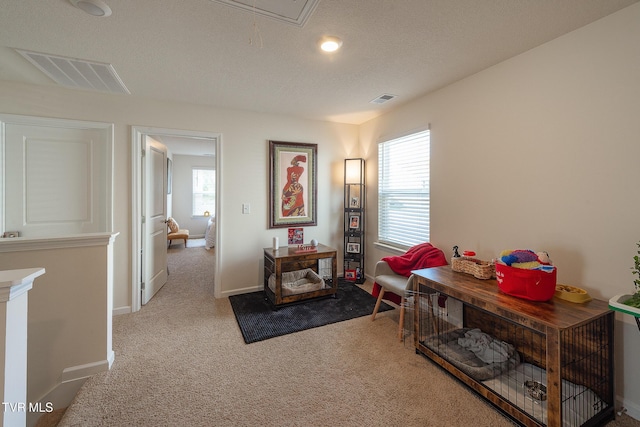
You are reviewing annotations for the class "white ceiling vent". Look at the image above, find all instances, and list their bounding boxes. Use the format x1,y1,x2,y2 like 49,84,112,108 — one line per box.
16,49,130,94
370,94,397,105
209,0,319,27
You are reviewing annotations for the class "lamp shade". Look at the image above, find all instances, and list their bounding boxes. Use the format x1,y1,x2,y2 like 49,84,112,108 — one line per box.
344,158,364,184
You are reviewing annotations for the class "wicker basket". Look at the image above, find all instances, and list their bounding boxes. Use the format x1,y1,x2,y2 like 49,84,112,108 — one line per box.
451,257,495,280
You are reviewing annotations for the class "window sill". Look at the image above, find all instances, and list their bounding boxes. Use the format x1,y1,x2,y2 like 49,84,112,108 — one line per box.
373,241,407,255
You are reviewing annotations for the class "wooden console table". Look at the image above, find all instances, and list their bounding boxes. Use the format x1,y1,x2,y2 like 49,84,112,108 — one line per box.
263,244,337,307
412,266,614,427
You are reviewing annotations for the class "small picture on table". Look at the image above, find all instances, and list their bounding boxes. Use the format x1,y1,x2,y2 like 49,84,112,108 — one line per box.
349,196,360,208
288,227,303,245
344,269,356,281
349,215,360,230
346,242,360,254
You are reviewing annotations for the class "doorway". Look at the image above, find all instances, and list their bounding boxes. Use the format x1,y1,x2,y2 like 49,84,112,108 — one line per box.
131,126,221,312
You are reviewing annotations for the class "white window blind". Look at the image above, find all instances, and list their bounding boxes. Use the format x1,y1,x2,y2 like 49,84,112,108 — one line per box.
378,129,430,249
192,167,215,216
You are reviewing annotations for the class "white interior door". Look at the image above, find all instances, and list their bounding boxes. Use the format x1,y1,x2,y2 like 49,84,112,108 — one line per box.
142,135,168,305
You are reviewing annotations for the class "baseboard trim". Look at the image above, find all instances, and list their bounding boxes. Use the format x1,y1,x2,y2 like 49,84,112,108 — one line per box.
221,285,261,298
113,305,131,316
27,358,112,427
61,359,111,382
616,395,640,421
27,379,87,427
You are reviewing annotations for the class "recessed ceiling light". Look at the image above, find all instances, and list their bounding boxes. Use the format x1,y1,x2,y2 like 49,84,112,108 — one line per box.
69,0,112,17
319,36,343,53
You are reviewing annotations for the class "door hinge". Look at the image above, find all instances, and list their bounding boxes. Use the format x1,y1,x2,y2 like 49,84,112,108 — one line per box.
141,282,146,290
141,149,145,157
141,216,145,224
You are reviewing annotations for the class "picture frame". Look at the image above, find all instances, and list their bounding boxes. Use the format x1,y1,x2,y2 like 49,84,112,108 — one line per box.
346,242,360,254
348,215,360,230
344,269,356,281
349,196,360,208
269,140,317,228
288,227,304,245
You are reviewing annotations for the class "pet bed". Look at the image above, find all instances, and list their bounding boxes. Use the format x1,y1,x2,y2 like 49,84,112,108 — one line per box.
482,363,606,427
268,268,326,296
422,328,520,381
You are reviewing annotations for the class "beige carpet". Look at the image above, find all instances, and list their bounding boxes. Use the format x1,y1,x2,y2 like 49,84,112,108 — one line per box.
52,240,639,427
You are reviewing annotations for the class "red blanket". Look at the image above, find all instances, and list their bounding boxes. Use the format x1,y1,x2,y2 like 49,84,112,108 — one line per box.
382,242,448,277
373,243,448,304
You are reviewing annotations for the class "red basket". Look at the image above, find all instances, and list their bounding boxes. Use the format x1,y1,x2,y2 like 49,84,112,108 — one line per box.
495,263,557,302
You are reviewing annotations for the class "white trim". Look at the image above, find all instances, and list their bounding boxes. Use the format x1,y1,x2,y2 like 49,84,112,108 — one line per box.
617,395,640,422
113,306,131,316
27,358,112,426
27,379,87,427
0,113,113,131
377,123,431,145
0,120,4,233
0,232,118,253
220,285,262,298
131,126,222,312
373,241,407,254
0,267,45,302
61,359,111,382
0,113,115,235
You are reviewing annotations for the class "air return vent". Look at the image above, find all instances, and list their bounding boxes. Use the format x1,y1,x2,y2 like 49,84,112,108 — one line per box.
16,49,130,94
370,94,397,104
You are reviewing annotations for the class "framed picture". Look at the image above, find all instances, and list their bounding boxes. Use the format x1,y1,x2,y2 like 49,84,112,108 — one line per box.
346,242,360,254
288,227,304,245
344,269,356,281
167,158,172,195
349,196,360,208
269,141,317,228
348,215,360,230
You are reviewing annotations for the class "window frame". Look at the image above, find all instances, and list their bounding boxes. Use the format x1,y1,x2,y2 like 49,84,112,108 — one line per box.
191,166,216,217
377,128,431,251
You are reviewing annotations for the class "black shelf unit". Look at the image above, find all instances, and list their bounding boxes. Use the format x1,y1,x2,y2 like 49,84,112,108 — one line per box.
344,159,365,284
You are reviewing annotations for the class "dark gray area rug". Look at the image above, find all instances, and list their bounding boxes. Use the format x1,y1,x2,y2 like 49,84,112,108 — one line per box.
229,280,394,344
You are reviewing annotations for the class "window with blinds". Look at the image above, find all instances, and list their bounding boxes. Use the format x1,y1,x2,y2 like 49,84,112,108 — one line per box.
377,129,430,249
192,167,215,216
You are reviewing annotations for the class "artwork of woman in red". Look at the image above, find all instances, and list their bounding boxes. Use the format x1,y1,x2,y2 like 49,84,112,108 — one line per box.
281,154,306,217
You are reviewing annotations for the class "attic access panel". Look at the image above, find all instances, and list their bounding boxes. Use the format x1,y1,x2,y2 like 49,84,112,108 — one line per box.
209,0,319,26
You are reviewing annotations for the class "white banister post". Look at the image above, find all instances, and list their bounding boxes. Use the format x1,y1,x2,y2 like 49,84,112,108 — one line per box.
0,268,45,427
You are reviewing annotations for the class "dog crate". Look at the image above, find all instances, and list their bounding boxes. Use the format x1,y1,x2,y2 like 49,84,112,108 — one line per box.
412,266,614,427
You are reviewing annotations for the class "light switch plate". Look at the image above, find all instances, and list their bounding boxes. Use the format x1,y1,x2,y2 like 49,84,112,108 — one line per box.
242,203,250,214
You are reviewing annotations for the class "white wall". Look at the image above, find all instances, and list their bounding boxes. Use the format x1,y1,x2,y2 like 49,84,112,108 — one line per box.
0,82,358,308
360,3,640,418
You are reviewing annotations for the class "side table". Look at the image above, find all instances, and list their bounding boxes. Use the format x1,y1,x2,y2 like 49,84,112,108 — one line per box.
263,244,337,307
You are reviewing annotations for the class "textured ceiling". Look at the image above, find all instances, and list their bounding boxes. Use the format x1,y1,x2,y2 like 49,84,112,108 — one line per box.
208,0,320,26
0,0,638,125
